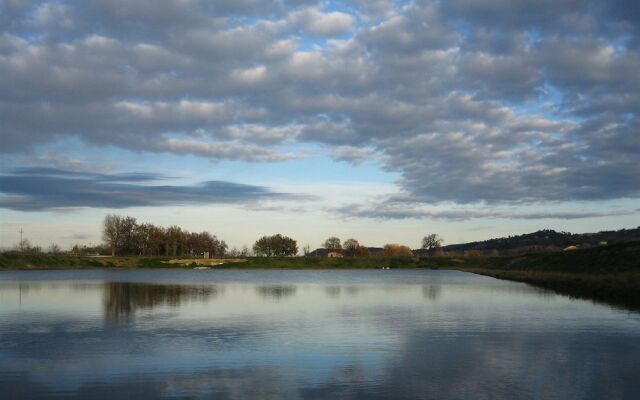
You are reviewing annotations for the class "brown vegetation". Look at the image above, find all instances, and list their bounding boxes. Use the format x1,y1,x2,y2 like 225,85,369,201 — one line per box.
382,244,413,257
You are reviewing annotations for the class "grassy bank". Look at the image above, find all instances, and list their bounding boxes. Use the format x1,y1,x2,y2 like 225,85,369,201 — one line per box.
2,242,639,309
456,241,640,309
219,255,464,269
462,268,640,309
0,254,176,269
0,253,464,270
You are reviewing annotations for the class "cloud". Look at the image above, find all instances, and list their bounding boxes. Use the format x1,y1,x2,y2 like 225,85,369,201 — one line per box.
304,9,355,36
330,146,379,165
335,203,635,221
154,138,299,162
0,0,638,209
0,167,300,211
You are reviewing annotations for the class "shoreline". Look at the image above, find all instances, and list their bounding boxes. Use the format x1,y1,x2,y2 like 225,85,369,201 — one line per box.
1,241,639,310
460,268,640,311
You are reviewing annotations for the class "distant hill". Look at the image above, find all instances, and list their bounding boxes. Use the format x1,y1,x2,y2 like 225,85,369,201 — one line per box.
309,226,640,256
436,226,640,254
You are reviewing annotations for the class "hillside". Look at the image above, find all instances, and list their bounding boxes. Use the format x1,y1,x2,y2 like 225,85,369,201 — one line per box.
439,226,640,253
307,227,640,256
459,241,640,309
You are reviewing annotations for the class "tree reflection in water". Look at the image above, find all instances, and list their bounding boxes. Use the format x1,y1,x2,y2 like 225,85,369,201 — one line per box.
422,284,442,300
254,285,297,300
103,282,220,323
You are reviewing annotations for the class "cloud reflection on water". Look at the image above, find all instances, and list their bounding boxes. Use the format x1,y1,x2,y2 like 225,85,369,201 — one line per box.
0,271,638,399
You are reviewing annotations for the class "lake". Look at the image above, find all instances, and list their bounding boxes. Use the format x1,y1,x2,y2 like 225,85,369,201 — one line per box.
1,269,639,399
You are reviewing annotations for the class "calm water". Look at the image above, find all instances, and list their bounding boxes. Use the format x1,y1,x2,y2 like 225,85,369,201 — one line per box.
1,269,639,399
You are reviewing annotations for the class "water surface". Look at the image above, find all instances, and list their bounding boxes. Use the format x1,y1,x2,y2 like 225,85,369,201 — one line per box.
1,269,639,399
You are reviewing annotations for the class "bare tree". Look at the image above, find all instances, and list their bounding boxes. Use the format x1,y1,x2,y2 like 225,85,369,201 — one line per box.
13,238,41,254
103,214,122,256
226,247,240,257
102,214,138,256
117,216,138,255
134,223,154,256
16,238,30,253
148,225,166,256
224,244,246,258
165,225,184,257
324,237,342,251
343,238,360,256
421,234,443,251
102,214,230,258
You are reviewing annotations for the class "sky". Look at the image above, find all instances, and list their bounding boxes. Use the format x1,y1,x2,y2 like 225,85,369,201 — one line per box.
0,0,639,250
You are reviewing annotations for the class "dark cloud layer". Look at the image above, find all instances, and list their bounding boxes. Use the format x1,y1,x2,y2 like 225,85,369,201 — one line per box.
0,168,291,211
0,0,638,209
335,203,634,222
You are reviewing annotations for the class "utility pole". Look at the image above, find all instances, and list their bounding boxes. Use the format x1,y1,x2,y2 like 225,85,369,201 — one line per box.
19,228,24,252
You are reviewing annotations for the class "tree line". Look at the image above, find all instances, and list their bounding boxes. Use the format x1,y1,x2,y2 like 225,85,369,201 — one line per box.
323,237,371,256
102,215,443,258
7,214,443,258
102,214,228,257
102,214,300,257
321,235,443,257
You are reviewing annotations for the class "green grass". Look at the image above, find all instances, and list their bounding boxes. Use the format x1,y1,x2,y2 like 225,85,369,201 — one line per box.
0,254,103,269
0,254,178,269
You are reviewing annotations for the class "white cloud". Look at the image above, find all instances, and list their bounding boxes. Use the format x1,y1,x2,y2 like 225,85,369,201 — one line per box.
1,0,638,212
305,9,355,36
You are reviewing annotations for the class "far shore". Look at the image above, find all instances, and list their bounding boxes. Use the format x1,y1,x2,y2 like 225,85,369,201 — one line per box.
1,241,639,310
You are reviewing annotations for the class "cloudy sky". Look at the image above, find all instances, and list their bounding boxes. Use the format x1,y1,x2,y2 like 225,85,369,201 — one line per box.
1,0,639,249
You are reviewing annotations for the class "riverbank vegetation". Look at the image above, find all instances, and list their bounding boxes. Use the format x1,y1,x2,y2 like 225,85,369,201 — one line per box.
102,214,229,257
457,241,640,309
2,241,639,309
4,213,640,309
8,214,640,261
0,252,460,270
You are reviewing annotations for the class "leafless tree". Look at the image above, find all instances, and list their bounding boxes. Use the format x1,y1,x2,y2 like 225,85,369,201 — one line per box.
421,234,443,251
102,214,228,258
343,238,360,256
324,237,341,251
102,214,122,256
47,243,61,254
